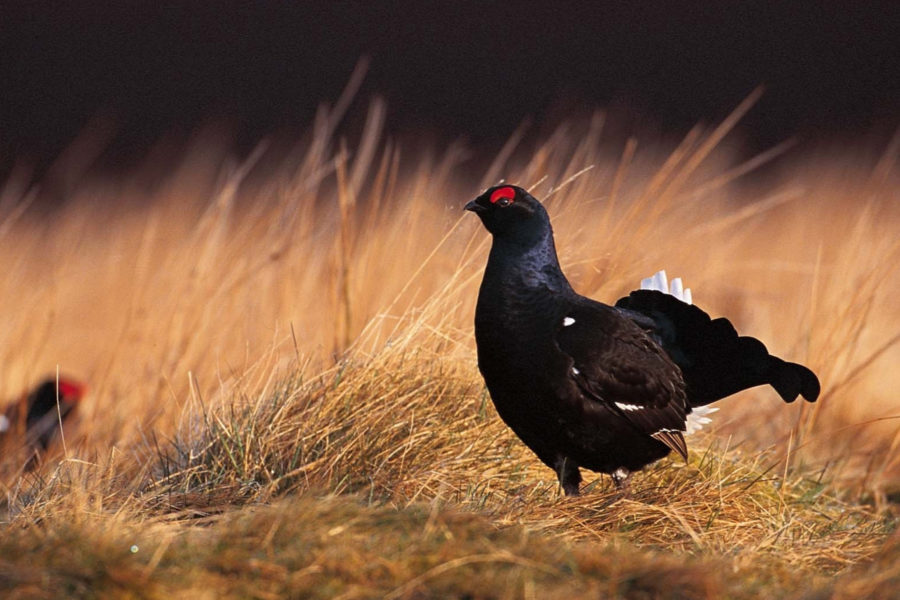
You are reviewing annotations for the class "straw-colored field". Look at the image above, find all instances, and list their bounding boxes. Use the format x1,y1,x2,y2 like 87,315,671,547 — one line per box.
2,96,899,598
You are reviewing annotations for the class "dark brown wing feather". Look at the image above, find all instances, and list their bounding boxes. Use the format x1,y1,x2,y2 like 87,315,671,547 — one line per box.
555,299,689,459
651,430,688,460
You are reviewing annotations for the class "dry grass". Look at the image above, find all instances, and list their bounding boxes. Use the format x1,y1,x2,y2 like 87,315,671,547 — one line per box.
1,95,899,597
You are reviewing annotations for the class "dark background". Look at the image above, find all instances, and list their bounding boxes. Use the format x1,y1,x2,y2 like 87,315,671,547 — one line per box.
2,2,899,178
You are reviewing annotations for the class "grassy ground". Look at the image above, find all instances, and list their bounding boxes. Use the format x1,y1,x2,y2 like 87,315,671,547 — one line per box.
1,97,899,597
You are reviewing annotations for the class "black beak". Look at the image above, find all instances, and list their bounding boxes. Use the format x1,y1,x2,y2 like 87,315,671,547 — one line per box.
464,199,486,213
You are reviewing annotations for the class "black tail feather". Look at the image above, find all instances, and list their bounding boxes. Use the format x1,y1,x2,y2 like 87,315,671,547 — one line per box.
615,290,820,406
769,359,820,403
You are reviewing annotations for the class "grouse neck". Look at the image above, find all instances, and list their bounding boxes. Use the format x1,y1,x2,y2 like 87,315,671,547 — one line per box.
486,227,574,295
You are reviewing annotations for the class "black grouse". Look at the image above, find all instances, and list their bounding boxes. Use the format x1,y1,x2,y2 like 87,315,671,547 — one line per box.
465,184,820,495
1,377,85,467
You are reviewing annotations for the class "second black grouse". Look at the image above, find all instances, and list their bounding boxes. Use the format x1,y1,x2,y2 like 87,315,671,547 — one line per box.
465,185,819,496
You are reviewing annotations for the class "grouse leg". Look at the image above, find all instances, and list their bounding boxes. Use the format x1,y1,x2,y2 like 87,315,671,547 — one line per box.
554,455,582,496
611,467,632,496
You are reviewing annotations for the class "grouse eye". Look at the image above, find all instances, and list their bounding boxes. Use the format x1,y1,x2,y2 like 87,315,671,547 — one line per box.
489,186,517,207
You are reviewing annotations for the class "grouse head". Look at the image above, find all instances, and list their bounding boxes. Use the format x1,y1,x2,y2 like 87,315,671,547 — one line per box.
465,185,551,245
26,377,85,431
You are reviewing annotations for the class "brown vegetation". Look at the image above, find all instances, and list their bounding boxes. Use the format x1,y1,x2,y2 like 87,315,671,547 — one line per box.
1,97,899,597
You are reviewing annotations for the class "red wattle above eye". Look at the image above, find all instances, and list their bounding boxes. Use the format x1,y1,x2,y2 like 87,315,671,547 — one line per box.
490,187,516,204
58,380,85,399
